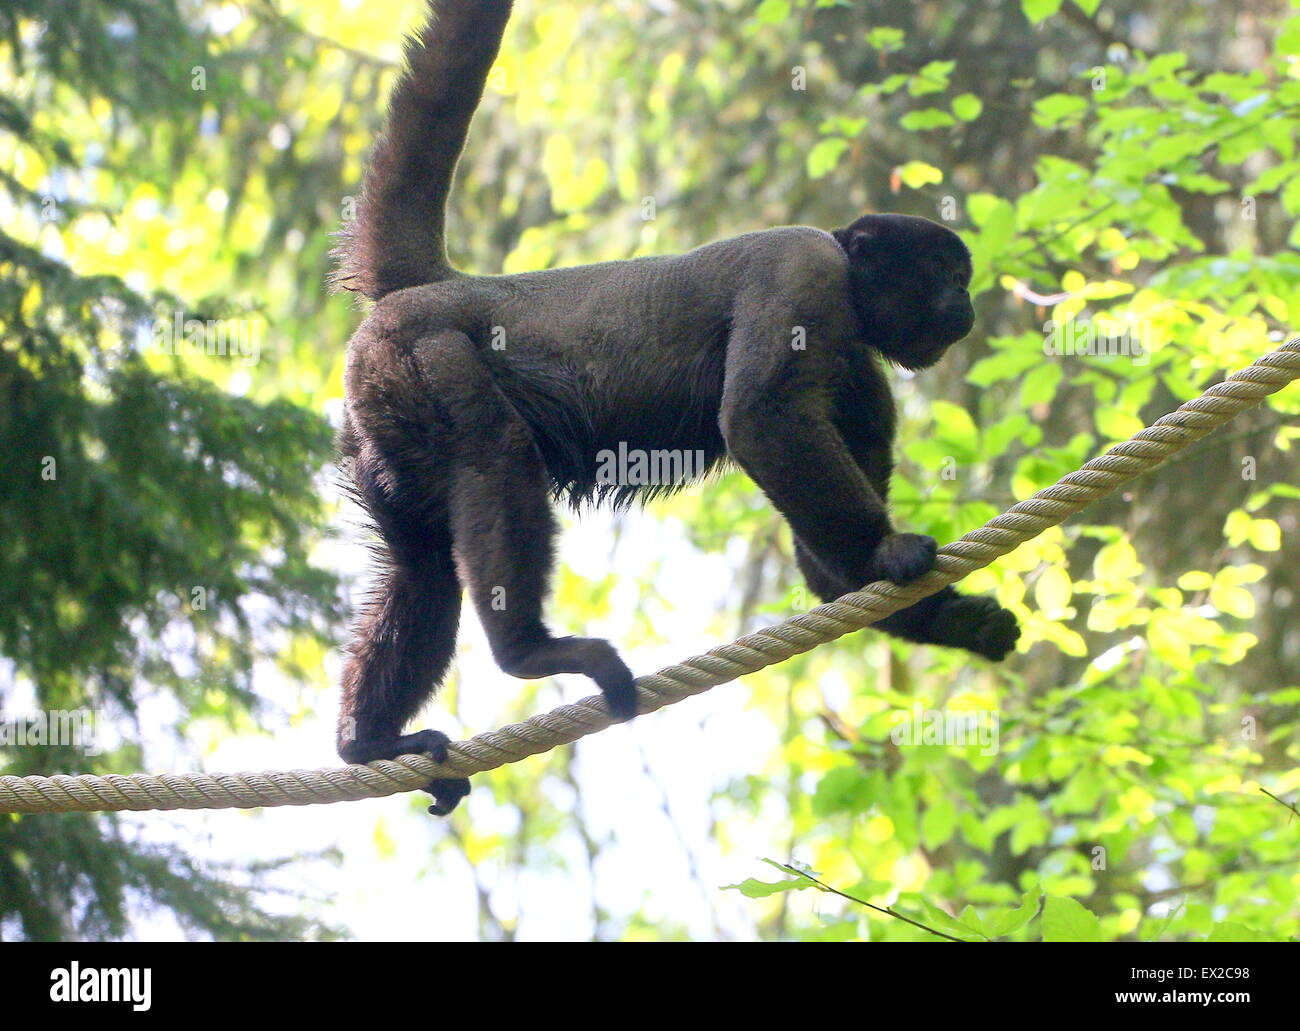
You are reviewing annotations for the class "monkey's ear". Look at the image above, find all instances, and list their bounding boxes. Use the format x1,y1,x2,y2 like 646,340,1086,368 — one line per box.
832,226,877,262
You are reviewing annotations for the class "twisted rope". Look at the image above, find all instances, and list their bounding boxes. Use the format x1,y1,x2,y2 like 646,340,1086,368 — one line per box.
4,338,1298,814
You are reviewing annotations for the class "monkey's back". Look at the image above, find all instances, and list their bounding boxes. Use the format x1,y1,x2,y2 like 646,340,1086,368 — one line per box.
362,226,849,504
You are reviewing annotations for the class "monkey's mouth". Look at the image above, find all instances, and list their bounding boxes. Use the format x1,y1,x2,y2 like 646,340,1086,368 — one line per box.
895,322,972,368
893,345,949,371
912,317,973,363
941,306,975,342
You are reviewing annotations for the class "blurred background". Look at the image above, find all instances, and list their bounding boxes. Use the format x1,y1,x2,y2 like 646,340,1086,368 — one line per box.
1,0,1298,941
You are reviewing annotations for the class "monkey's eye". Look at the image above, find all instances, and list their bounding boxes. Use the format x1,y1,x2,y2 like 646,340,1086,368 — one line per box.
950,268,968,288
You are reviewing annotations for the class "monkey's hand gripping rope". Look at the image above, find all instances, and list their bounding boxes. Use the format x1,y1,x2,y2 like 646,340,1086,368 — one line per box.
3,337,1298,814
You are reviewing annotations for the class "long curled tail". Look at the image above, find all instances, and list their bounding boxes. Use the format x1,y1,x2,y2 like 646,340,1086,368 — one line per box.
332,0,514,299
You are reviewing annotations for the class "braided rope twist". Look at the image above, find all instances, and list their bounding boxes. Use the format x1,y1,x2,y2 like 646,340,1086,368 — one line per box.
3,337,1298,814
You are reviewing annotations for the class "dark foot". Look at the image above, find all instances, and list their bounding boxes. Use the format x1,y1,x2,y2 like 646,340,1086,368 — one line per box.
339,727,452,765
599,662,638,721
497,635,638,722
875,585,1020,662
869,533,937,584
425,776,471,816
339,728,472,814
947,595,1021,661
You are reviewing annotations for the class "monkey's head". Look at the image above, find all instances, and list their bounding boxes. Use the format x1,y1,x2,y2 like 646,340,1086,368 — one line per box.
832,213,975,371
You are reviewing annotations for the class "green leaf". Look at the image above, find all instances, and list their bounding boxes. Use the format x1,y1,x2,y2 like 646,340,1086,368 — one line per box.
900,108,957,131
1248,518,1281,551
985,892,1042,937
1143,52,1189,81
982,412,1036,454
1022,0,1063,24
967,192,1005,226
1209,581,1255,619
1095,405,1145,440
1206,922,1270,942
1042,896,1105,942
807,137,850,179
1169,171,1231,194
967,349,1041,387
1279,15,1300,56
812,766,875,816
753,0,792,25
866,26,905,52
1019,362,1062,406
921,796,958,849
909,61,956,96
1035,566,1073,611
1033,93,1089,127
899,894,989,941
974,197,1017,252
930,400,979,442
896,160,944,188
952,94,984,121
722,875,813,898
1247,161,1299,195
875,72,912,95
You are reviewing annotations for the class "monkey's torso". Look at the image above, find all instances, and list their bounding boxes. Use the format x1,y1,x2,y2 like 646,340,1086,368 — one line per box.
352,226,898,505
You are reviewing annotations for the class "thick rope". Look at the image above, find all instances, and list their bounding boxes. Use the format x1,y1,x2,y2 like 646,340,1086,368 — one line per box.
4,337,1298,814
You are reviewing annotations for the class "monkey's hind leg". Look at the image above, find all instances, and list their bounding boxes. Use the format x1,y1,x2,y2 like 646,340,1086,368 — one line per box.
336,502,471,814
348,327,635,753
429,337,638,722
339,342,479,814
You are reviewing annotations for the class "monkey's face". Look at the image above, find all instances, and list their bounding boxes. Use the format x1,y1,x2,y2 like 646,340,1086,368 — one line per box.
833,214,975,371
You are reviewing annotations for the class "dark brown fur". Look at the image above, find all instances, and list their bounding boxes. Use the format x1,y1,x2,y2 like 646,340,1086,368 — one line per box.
334,1,1019,815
